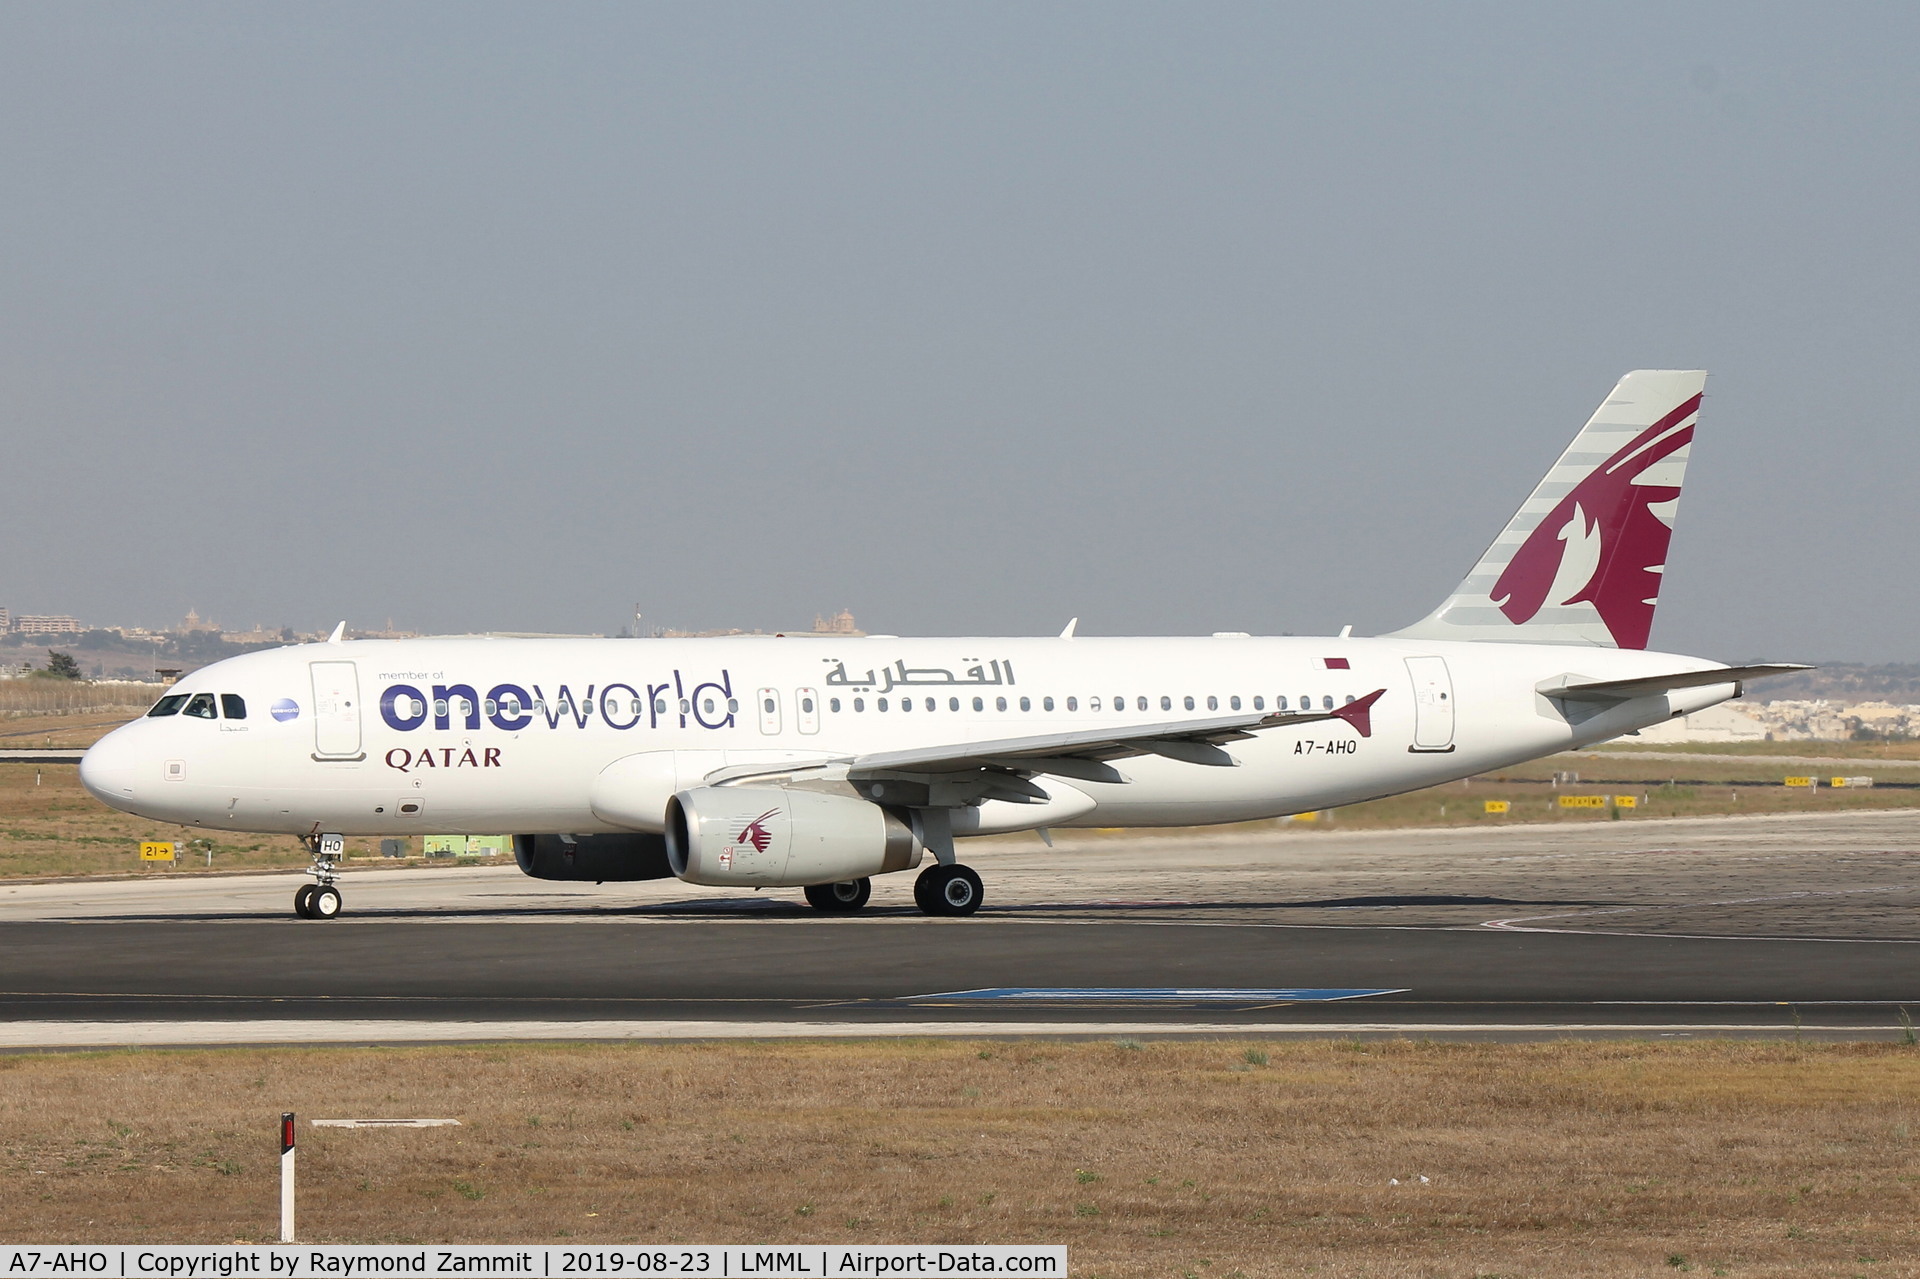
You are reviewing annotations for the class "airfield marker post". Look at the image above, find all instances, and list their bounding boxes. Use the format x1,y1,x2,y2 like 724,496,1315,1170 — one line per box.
279,1112,295,1243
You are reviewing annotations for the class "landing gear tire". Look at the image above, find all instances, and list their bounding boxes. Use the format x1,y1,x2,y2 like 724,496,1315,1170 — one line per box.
914,863,983,917
310,884,343,920
804,878,872,913
293,884,317,919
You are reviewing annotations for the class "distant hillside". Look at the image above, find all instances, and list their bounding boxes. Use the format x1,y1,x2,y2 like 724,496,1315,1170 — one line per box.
1750,664,1920,704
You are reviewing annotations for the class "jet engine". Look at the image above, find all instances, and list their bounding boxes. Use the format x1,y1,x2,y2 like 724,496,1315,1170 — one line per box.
665,786,925,887
512,832,674,882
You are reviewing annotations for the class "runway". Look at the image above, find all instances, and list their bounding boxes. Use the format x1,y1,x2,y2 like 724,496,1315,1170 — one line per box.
2,809,1917,1045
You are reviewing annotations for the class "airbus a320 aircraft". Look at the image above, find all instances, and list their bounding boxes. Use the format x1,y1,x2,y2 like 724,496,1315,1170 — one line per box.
81,370,1802,920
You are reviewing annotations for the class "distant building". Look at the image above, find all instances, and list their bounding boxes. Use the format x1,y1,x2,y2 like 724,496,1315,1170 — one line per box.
813,609,860,635
14,615,82,636
1628,703,1769,744
0,608,11,633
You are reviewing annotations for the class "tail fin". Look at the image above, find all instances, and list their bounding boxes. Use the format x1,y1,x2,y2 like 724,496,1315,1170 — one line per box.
1388,370,1706,649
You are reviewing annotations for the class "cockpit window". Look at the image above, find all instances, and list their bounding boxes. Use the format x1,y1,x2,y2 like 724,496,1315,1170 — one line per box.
147,694,189,718
182,693,218,719
221,694,247,720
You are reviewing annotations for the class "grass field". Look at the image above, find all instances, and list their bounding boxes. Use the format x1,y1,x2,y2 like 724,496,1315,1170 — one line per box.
1593,739,1920,761
7,723,1920,877
1,1039,1915,1274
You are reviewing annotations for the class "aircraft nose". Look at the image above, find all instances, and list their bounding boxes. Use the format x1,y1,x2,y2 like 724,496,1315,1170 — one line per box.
79,734,140,808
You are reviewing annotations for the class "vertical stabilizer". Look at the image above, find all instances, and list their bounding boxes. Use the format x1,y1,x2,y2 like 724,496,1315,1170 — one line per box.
1387,370,1706,649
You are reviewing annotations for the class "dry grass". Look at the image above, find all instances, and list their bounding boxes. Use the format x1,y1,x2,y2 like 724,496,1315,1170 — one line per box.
8,736,1920,876
0,682,157,723
0,764,370,876
0,1039,1915,1274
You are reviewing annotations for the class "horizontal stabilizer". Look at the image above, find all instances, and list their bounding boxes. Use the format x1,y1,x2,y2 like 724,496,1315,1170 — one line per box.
1538,664,1811,704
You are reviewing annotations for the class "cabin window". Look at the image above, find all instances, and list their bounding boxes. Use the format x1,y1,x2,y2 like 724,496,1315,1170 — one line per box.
653,699,667,716
1090,697,1102,711
1207,695,1218,711
924,697,935,711
901,697,912,711
1323,695,1334,710
802,697,815,713
221,694,247,720
762,697,776,715
1277,696,1288,710
853,697,865,712
148,694,188,718
1229,695,1241,711
1019,696,1031,711
1137,696,1148,711
1252,696,1263,710
877,697,889,712
972,696,984,711
1114,695,1125,710
1043,696,1054,711
996,696,1008,711
183,693,218,719
1184,696,1195,711
1345,694,1356,704
830,698,841,713
727,698,739,714
948,697,959,711
1066,697,1077,711
433,699,449,719
1160,695,1173,711
1299,694,1310,709
483,698,498,716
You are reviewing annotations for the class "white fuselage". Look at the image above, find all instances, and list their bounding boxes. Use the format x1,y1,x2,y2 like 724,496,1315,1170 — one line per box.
79,633,1735,838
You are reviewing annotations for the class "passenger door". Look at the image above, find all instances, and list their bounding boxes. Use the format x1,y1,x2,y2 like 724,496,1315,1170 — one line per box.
310,661,364,759
1404,656,1455,752
756,687,783,735
795,686,820,735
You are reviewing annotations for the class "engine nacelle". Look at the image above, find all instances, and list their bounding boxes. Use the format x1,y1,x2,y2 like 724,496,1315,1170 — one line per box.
665,786,924,887
513,833,673,882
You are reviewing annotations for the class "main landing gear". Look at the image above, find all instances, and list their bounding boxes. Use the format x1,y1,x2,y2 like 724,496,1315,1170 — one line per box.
914,862,983,916
803,878,873,913
798,864,985,916
294,832,346,920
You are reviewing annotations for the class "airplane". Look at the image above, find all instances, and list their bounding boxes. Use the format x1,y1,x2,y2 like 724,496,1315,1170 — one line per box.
79,369,1803,920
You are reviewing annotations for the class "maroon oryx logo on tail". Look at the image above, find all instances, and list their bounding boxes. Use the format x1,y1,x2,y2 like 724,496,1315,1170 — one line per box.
1491,394,1699,649
736,809,780,854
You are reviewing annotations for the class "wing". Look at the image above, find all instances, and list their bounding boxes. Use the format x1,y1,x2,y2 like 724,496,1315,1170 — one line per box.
702,689,1387,801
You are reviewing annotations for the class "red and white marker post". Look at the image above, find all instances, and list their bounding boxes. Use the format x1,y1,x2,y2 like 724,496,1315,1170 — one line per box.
279,1113,296,1243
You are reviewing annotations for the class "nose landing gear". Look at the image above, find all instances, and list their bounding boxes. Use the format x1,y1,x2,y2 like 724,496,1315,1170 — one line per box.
294,832,347,920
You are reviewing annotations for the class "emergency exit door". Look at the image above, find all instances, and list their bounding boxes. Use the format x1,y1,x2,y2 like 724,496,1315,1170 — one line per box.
310,660,364,759
1404,656,1456,752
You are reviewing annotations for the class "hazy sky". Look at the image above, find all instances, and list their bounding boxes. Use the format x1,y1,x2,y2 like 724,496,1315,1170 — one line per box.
3,4,1917,660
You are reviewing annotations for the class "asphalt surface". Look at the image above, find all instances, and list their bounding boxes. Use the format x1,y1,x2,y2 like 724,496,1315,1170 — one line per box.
2,809,1917,1040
